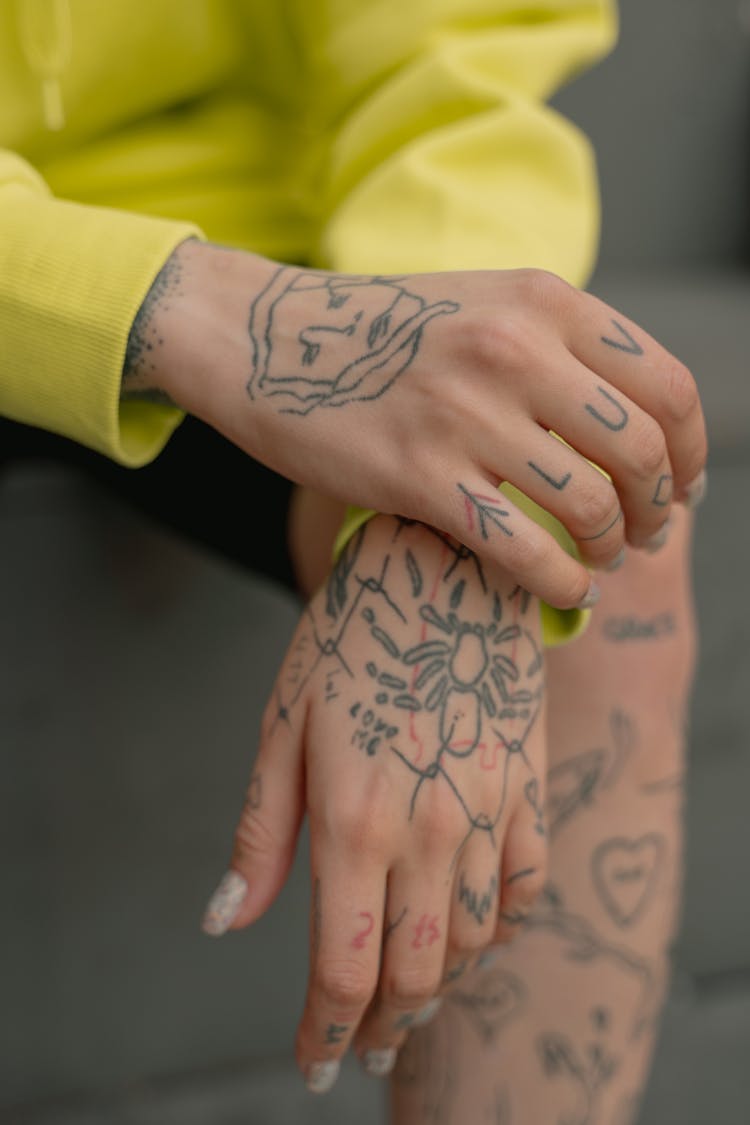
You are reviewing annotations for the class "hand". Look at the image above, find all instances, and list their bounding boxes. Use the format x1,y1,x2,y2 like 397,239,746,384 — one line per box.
200,515,548,1091
136,240,708,609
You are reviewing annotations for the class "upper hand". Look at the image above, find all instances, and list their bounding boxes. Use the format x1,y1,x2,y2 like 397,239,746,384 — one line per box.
154,242,708,610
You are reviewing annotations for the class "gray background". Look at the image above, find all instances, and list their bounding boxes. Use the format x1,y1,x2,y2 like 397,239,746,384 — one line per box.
3,1,750,1122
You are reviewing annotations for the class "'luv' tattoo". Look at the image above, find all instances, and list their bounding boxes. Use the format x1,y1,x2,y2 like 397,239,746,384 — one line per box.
600,319,644,356
246,270,459,413
585,386,629,432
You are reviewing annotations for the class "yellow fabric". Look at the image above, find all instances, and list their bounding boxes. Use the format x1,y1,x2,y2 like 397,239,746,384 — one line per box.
1,0,617,465
333,488,591,647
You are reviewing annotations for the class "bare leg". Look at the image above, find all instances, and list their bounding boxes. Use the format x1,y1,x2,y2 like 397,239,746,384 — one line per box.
390,508,696,1124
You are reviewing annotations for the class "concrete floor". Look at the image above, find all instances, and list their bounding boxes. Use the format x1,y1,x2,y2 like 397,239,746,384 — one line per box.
2,272,749,1124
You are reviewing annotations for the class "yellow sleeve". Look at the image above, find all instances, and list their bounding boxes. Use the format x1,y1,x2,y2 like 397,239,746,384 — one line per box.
0,149,202,466
309,0,617,286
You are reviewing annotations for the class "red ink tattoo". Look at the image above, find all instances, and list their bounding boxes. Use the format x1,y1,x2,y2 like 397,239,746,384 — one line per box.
352,911,375,950
412,914,440,949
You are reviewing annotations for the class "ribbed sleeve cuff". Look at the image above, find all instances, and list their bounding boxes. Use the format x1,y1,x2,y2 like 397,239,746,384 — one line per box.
0,182,202,466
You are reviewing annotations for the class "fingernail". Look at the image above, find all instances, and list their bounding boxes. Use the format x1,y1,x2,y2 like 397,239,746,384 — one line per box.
644,517,672,555
306,1059,340,1094
576,581,600,610
412,997,443,1027
603,548,626,573
201,870,247,936
683,469,707,510
476,947,501,969
362,1048,397,1077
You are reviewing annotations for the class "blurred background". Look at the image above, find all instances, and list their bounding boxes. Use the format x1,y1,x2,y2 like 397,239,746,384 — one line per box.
2,0,750,1121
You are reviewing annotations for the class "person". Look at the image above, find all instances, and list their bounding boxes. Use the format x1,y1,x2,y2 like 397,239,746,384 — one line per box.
1,1,706,1120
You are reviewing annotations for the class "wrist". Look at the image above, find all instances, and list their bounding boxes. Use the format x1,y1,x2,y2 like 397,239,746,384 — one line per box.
155,241,277,416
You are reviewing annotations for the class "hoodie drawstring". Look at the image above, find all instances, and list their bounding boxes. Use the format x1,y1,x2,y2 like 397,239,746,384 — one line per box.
16,0,72,131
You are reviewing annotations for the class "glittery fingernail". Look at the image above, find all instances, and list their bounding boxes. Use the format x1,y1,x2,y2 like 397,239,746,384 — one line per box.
412,997,443,1027
362,1048,397,1077
683,469,707,510
644,517,672,555
603,548,626,573
576,581,600,610
201,870,247,936
306,1059,340,1094
476,947,501,969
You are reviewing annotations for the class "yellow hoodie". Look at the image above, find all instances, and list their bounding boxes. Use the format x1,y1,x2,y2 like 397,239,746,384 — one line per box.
0,0,617,467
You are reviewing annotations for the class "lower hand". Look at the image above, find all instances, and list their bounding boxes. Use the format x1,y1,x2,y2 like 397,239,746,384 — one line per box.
200,514,548,1091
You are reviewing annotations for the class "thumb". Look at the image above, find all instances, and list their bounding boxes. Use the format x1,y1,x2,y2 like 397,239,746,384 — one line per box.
201,698,306,936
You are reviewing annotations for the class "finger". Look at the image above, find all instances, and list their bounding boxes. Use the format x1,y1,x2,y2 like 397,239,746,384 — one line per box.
296,854,385,1094
431,465,599,612
493,796,548,945
201,690,305,937
443,848,502,981
565,292,708,504
354,861,450,1065
476,421,625,571
529,350,675,550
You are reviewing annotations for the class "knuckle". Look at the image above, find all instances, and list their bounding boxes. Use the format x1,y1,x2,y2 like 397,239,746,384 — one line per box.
317,959,374,1010
662,360,699,422
451,930,492,957
575,483,620,536
470,317,530,373
233,808,278,863
323,801,390,859
416,793,465,851
503,528,555,574
515,267,571,310
504,866,547,911
632,417,668,478
386,968,440,1009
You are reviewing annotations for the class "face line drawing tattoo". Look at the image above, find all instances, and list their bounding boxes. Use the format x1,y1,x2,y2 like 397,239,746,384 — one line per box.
458,483,514,540
591,833,666,929
246,269,459,414
584,386,629,432
527,461,572,491
600,319,644,356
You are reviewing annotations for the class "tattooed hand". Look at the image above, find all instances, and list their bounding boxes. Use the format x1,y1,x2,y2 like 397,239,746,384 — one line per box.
200,515,549,1092
125,240,708,610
